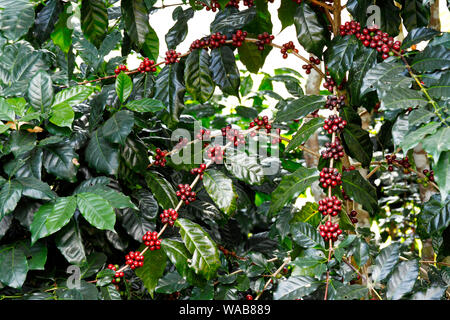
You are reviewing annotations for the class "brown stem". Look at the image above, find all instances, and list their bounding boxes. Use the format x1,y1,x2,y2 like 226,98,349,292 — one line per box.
254,257,291,300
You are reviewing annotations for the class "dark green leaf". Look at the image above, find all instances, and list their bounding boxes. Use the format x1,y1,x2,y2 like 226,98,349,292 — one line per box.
28,71,54,113
402,27,440,48
386,259,419,300
285,118,324,153
371,242,400,283
55,219,87,264
210,46,240,97
335,284,368,300
77,192,116,231
269,167,319,215
126,98,165,113
342,170,378,215
325,36,360,85
412,45,450,72
81,0,109,48
203,169,238,216
273,276,320,300
342,124,373,168
102,110,135,145
134,246,167,298
293,2,328,57
224,152,264,185
0,245,28,288
145,171,178,209
290,221,325,249
184,49,215,103
0,180,22,220
176,218,221,280
275,95,326,123
43,145,78,182
85,130,119,175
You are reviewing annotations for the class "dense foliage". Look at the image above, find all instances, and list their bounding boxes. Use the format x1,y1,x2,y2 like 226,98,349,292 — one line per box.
0,0,449,301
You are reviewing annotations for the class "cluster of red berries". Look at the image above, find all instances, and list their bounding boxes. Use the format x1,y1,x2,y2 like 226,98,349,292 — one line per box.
142,231,161,251
190,163,207,180
160,208,178,226
107,264,124,283
125,251,144,270
280,41,298,59
386,154,411,173
209,32,228,49
199,0,220,12
226,0,240,8
340,21,403,60
114,64,128,76
249,116,271,136
318,196,342,217
176,184,197,205
323,77,337,92
165,49,181,65
325,95,346,110
207,145,225,164
319,167,342,189
232,30,248,47
153,148,167,167
302,56,321,74
319,221,342,242
243,0,254,7
321,138,345,160
137,58,157,73
196,129,211,140
323,115,347,134
349,210,358,224
255,32,274,51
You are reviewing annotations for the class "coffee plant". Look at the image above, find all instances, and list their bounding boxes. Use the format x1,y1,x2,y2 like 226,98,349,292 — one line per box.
0,0,449,301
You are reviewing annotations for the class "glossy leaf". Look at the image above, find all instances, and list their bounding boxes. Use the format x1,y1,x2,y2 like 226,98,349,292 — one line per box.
85,130,119,175
386,259,419,300
176,218,221,280
203,169,238,216
273,276,319,300
210,46,240,97
102,110,135,145
224,152,264,185
0,245,28,288
81,0,109,48
269,167,319,215
293,2,328,57
184,49,215,103
134,246,167,298
342,170,378,215
77,192,116,231
290,221,325,249
55,219,87,264
28,71,54,112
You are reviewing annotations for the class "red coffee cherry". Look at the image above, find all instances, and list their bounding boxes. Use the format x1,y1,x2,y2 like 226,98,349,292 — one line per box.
321,138,345,160
319,167,342,189
325,95,346,110
198,0,220,12
255,32,274,51
301,56,320,73
319,222,342,242
226,0,240,9
196,128,211,140
153,148,167,167
125,251,145,270
323,115,347,134
176,184,196,205
208,32,227,49
190,163,207,180
160,208,178,226
280,41,299,59
249,115,271,136
318,196,342,217
114,64,128,76
165,49,181,65
142,231,161,251
246,294,253,300
232,29,248,47
138,58,156,73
